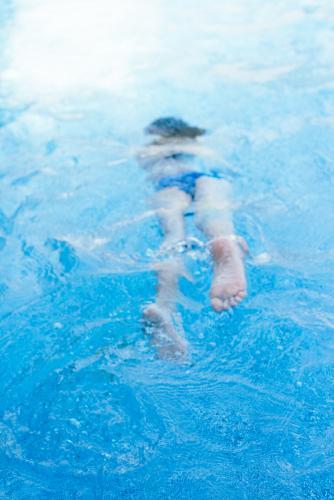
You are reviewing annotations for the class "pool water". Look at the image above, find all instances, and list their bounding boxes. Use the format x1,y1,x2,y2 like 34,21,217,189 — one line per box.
1,0,334,497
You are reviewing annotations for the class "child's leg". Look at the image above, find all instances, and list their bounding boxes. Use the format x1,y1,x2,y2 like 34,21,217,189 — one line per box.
153,186,191,249
144,259,188,358
144,187,191,358
194,177,247,312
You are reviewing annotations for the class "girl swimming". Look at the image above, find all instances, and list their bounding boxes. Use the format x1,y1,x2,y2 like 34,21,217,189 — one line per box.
137,117,248,358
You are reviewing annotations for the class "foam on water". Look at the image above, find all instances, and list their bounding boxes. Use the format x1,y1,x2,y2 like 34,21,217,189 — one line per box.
1,0,334,498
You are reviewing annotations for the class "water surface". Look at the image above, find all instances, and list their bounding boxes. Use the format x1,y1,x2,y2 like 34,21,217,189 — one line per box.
1,0,334,498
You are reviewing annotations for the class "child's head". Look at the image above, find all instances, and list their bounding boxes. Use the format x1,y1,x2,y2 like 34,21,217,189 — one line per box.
145,117,206,139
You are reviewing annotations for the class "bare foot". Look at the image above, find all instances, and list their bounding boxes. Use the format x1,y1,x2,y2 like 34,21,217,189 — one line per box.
143,303,188,359
210,236,247,312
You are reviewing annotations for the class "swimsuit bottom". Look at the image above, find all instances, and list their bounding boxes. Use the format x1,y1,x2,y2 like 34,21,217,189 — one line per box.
156,170,222,198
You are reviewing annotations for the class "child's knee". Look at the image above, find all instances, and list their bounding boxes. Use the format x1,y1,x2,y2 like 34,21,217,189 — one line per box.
195,177,231,202
154,187,190,210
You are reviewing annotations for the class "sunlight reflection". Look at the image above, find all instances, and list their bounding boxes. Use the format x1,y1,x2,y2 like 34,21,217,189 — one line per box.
3,0,160,99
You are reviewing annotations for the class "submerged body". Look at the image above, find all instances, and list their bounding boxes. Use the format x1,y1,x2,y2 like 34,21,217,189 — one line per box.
138,117,247,358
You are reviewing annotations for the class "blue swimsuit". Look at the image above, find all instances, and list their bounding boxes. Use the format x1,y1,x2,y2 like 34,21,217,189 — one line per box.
155,152,222,198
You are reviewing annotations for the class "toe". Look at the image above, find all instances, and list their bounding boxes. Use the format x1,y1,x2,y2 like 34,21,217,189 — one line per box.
221,300,230,311
211,297,224,312
211,286,247,312
234,293,243,304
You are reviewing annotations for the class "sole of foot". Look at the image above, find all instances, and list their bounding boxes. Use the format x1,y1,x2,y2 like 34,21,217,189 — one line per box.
210,236,247,312
143,303,188,360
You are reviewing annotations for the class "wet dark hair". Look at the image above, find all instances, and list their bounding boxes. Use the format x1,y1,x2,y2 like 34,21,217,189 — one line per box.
145,117,206,138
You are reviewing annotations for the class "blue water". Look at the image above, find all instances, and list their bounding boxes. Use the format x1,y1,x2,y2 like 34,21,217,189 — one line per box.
1,0,334,497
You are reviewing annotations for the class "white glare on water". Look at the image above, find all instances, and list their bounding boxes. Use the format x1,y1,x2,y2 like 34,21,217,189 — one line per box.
5,0,334,103
3,0,160,99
